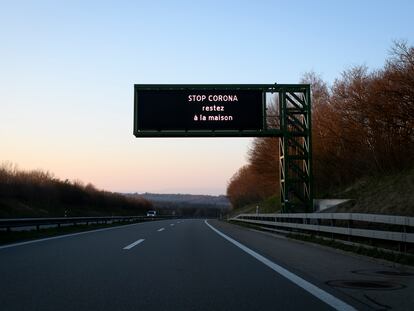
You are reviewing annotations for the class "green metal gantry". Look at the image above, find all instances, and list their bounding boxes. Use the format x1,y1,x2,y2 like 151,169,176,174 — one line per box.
134,84,313,213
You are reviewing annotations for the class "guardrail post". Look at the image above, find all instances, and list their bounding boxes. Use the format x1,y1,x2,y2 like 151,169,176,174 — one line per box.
402,219,407,253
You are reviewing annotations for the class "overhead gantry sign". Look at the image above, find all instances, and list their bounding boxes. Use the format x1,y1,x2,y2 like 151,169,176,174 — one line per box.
134,84,313,213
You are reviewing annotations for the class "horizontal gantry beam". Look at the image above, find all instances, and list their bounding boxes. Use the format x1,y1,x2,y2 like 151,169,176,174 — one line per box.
134,129,284,138
134,84,310,92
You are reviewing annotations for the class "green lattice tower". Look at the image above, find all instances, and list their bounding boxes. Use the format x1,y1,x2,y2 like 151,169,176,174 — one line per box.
279,86,313,213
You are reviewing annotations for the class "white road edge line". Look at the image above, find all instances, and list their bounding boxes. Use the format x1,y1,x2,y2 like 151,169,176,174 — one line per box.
204,220,356,311
0,222,147,250
158,228,165,232
123,239,145,250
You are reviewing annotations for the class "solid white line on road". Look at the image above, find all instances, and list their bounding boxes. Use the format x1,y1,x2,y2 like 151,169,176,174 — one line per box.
0,222,147,250
123,239,145,250
204,220,356,311
158,228,165,232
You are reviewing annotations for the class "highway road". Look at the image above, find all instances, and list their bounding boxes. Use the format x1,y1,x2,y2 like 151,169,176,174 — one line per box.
0,219,413,310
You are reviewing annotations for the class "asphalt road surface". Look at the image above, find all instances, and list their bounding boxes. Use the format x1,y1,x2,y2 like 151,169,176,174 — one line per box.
1,219,413,310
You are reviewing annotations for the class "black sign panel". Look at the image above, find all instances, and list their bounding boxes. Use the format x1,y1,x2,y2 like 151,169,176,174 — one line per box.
135,88,263,132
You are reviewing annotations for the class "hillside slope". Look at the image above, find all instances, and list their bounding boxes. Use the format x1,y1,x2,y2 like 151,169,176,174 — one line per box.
0,164,152,218
229,168,414,217
332,167,414,216
136,193,230,207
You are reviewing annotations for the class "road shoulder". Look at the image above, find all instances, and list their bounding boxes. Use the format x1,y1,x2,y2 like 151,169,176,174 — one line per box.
209,219,414,311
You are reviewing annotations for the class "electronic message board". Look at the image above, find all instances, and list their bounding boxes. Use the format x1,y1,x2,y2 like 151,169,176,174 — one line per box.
134,85,264,136
133,84,314,213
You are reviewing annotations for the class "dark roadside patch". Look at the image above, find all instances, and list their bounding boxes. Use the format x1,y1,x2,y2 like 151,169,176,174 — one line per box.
0,221,140,246
287,233,414,266
227,220,414,266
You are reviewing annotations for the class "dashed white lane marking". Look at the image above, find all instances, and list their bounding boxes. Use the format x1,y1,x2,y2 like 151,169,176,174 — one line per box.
170,224,175,226
0,222,146,250
157,228,165,232
123,239,145,250
204,220,356,311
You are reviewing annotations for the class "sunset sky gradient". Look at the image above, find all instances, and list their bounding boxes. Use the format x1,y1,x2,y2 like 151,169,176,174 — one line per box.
1,0,413,194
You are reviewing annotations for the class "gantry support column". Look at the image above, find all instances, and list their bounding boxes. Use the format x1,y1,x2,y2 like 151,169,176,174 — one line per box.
279,86,313,213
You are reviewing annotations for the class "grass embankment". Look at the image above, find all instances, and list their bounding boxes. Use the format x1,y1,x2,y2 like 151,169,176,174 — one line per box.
227,195,280,218
229,168,414,217
327,167,414,216
0,163,152,218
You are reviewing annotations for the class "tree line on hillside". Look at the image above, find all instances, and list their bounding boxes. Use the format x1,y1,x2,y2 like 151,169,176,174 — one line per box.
148,199,230,218
227,41,414,209
137,193,230,206
0,163,152,217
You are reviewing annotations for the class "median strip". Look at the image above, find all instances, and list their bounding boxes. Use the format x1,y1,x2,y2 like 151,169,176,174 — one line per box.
123,239,145,250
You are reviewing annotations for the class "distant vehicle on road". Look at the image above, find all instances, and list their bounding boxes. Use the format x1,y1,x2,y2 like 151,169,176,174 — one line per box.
146,210,156,217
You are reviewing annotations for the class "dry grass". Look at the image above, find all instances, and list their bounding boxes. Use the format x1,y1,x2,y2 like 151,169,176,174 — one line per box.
334,167,414,216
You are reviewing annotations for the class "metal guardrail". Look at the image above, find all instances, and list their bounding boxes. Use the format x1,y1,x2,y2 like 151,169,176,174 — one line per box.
0,215,173,231
231,213,414,244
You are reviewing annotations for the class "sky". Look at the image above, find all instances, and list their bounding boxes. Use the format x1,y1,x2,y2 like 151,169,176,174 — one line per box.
0,0,413,195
